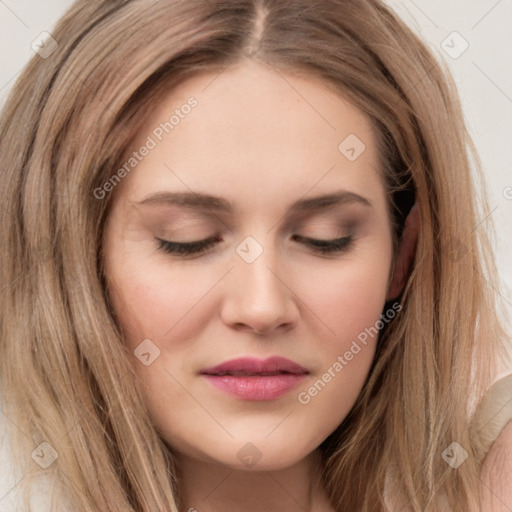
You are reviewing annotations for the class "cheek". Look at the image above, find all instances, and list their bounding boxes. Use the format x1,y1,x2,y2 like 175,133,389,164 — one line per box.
302,253,392,348
292,259,392,435
107,261,211,345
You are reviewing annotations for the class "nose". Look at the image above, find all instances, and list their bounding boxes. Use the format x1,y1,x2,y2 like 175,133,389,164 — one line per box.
220,246,299,336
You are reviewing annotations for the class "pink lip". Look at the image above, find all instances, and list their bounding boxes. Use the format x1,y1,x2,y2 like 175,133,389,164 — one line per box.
200,356,309,401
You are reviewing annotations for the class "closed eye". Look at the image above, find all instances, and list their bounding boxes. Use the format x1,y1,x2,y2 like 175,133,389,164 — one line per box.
290,234,353,254
156,236,220,255
156,234,354,257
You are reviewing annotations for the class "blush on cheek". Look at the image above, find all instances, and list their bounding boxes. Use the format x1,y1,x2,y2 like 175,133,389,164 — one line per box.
112,266,217,351
305,266,389,338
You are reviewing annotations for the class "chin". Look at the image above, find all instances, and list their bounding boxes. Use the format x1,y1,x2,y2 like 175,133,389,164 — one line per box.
195,437,318,472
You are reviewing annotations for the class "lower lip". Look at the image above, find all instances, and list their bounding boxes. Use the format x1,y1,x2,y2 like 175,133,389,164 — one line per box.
202,373,307,400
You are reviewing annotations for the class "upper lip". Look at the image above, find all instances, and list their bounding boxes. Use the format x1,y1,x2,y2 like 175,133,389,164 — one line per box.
200,356,309,376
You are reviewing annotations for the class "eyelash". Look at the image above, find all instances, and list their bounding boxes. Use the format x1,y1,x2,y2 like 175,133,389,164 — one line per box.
155,234,354,257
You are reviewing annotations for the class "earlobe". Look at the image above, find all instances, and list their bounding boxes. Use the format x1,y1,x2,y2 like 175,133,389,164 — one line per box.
387,202,420,300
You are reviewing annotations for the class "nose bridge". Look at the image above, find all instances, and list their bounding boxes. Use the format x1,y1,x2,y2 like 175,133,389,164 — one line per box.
236,233,286,303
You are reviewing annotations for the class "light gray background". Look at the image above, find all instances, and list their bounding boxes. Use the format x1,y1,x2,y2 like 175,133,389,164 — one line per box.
1,0,511,328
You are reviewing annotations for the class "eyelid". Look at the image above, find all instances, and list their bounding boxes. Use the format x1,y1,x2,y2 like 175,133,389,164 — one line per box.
155,236,219,255
291,234,354,254
155,233,354,257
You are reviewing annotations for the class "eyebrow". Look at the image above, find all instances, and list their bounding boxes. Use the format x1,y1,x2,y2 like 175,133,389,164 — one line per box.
135,190,372,213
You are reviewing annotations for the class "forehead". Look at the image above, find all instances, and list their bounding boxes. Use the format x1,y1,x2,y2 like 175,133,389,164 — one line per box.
113,60,385,212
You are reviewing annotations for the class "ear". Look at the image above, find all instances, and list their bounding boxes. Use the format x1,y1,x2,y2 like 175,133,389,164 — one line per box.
387,202,420,300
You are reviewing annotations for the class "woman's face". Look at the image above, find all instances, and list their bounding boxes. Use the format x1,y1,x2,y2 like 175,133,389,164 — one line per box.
102,61,395,471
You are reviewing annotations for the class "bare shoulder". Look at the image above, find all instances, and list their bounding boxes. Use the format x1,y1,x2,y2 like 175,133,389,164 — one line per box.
478,420,512,511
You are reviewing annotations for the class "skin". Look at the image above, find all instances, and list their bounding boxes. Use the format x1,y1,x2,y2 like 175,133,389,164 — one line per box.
102,60,409,512
478,421,512,512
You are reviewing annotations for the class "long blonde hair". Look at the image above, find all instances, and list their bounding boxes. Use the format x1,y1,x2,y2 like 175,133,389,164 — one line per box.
0,1,509,510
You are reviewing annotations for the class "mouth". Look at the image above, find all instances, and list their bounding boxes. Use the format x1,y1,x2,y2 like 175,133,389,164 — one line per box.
199,356,309,400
